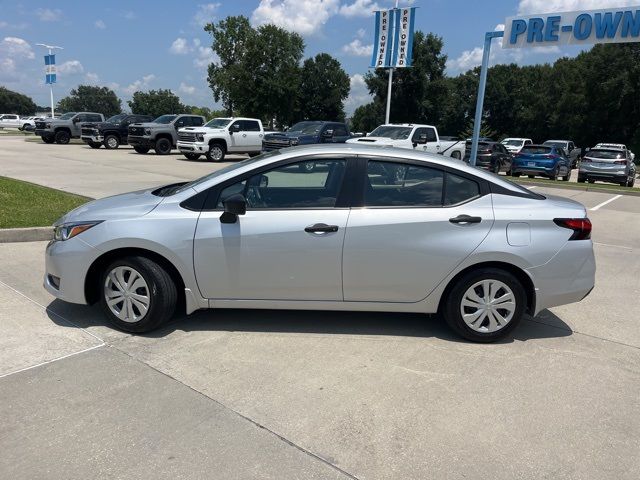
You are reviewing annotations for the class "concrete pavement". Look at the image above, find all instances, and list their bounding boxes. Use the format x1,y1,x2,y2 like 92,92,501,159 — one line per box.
0,184,639,479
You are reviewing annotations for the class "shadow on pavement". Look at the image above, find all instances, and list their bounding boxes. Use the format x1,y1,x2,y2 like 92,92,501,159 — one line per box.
46,299,573,344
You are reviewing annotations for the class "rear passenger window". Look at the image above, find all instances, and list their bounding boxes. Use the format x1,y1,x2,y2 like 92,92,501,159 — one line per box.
241,120,260,131
444,173,480,206
191,117,204,127
365,161,443,207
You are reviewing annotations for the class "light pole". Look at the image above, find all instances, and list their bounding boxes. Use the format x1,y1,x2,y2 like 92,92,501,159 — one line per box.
35,43,63,118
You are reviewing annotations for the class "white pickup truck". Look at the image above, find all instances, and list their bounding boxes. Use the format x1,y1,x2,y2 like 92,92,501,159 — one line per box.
177,117,264,162
346,123,465,160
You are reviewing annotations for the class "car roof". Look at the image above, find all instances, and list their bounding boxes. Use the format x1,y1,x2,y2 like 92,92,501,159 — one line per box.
594,143,625,149
544,140,569,143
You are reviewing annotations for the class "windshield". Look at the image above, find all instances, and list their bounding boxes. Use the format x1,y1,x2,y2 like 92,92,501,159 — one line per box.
58,113,76,120
288,122,323,135
168,150,282,195
205,118,231,128
587,149,625,160
152,115,177,124
543,141,567,149
521,146,552,154
502,139,524,146
369,126,412,140
106,113,128,124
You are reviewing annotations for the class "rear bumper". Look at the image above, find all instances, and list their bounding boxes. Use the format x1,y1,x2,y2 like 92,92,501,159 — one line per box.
527,240,596,315
512,164,556,176
579,168,628,183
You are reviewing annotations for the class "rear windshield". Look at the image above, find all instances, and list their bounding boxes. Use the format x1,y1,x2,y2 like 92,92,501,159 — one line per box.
586,149,625,160
521,146,551,154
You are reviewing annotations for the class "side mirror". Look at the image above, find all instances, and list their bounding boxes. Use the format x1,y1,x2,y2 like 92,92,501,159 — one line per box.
230,124,241,134
72,117,80,123
322,129,333,138
220,194,246,224
415,134,428,145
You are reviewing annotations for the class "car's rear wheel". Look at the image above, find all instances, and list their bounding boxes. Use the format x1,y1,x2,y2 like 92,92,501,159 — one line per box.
629,176,636,187
184,153,200,160
99,256,177,333
528,174,535,179
492,162,500,174
134,146,149,154
154,137,172,155
88,141,101,149
577,175,586,183
551,165,560,181
442,268,526,342
105,134,120,149
206,143,226,162
54,130,70,144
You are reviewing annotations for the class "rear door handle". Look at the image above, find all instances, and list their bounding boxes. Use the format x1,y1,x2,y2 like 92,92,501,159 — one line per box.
449,215,482,224
305,223,339,233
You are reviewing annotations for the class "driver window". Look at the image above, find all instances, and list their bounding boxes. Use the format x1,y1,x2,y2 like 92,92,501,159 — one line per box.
217,159,347,209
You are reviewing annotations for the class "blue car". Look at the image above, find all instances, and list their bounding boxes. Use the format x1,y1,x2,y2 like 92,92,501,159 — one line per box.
511,145,571,181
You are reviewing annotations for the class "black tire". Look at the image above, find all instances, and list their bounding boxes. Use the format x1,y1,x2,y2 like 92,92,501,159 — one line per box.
54,130,70,144
206,142,226,162
99,256,177,333
104,134,120,149
42,136,55,144
184,153,201,160
511,171,520,177
441,268,526,343
577,176,586,183
629,176,636,187
248,152,261,158
550,165,560,181
528,174,535,179
134,146,150,154
154,137,172,155
492,162,501,174
562,171,570,181
88,141,101,149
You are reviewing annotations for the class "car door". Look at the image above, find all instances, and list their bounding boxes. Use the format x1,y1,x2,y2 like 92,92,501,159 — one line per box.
420,127,440,154
193,156,352,300
342,157,494,303
332,124,350,143
240,120,263,151
227,120,251,151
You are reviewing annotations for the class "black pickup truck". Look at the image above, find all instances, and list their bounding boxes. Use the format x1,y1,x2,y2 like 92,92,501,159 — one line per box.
262,121,351,152
81,113,154,149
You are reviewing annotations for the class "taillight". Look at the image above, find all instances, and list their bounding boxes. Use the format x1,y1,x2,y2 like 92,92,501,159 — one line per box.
553,218,592,240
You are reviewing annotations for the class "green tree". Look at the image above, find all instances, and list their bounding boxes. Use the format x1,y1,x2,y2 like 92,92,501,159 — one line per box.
350,102,384,133
183,105,227,120
128,89,186,118
57,85,121,117
296,53,350,121
0,87,38,115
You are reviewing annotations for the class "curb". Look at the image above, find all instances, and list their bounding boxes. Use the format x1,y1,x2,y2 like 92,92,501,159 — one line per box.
513,179,640,197
0,227,53,243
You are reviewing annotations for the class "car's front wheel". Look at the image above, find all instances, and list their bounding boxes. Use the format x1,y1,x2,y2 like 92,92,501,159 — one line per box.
206,143,226,162
441,268,526,342
99,256,177,333
104,134,120,149
154,138,172,155
54,130,71,144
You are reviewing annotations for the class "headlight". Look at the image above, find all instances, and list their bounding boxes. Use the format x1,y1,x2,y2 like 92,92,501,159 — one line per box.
53,221,102,241
196,134,204,142
144,128,152,135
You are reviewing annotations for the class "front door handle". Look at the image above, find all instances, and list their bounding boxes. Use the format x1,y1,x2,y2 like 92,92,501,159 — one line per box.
449,215,482,224
305,223,339,233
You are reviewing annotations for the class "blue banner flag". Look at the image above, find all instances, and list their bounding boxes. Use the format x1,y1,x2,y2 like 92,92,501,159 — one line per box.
44,54,56,84
370,9,395,68
392,7,417,67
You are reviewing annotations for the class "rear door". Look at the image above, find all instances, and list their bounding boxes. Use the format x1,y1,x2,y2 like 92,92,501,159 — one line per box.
193,156,353,300
342,157,494,302
240,120,263,151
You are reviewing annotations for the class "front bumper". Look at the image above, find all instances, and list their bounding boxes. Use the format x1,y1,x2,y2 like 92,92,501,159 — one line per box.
81,134,104,143
44,237,99,305
128,136,154,148
35,129,54,138
177,141,208,153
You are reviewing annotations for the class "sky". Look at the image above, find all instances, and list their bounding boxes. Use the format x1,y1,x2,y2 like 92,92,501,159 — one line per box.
0,0,637,114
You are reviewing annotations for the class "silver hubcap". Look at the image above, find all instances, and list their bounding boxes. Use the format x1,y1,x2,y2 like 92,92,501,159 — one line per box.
209,146,223,161
104,266,150,323
107,137,117,148
460,280,516,333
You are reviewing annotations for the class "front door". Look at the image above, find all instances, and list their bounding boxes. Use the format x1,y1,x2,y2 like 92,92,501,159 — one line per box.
342,158,494,303
194,158,350,300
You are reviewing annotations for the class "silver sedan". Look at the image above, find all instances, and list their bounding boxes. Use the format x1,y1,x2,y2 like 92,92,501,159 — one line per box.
44,145,595,342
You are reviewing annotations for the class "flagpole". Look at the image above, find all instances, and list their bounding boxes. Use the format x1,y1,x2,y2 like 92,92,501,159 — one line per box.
385,0,399,124
36,43,63,118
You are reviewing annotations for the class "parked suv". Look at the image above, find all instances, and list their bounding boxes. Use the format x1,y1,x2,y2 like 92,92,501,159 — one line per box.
511,145,571,180
81,113,154,149
177,117,264,161
263,121,351,152
35,112,104,144
463,140,513,174
128,114,206,155
543,140,580,168
578,145,636,187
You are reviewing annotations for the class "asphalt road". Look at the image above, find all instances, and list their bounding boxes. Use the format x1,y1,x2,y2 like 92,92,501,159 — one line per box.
1,136,639,479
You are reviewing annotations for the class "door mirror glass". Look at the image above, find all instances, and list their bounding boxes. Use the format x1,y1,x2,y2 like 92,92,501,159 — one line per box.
221,194,247,223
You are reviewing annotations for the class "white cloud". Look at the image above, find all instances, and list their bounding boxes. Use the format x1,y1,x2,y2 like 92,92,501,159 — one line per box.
193,3,221,26
123,11,136,20
1,37,35,59
179,82,196,95
356,28,366,38
517,0,639,15
345,73,372,114
57,60,84,75
342,38,373,56
35,8,62,22
124,74,156,95
169,37,191,55
252,0,340,35
339,0,381,18
193,39,217,68
95,19,106,29
85,72,100,83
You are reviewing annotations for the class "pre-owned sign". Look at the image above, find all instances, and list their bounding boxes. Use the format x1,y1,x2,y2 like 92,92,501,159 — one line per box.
504,7,640,48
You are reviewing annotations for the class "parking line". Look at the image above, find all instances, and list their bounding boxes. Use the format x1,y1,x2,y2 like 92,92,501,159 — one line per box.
590,194,622,211
0,344,105,379
526,186,537,190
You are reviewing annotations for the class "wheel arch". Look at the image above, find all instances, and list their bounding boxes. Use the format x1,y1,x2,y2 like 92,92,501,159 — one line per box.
209,138,227,151
84,247,186,310
54,126,72,133
438,261,536,315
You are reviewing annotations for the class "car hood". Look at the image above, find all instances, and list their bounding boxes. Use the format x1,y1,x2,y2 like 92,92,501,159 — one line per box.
56,188,163,225
131,122,168,129
265,132,319,142
346,136,397,145
179,127,226,134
